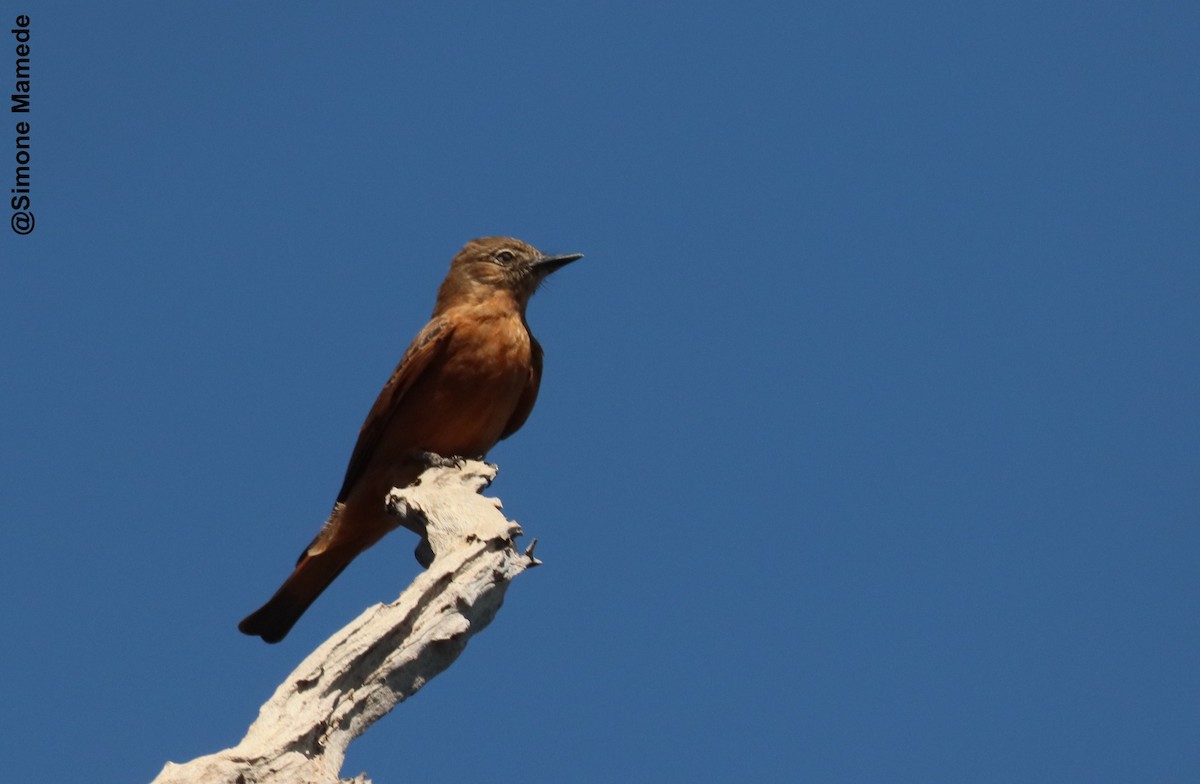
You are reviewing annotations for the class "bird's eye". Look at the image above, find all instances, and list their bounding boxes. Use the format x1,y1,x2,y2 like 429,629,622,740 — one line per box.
495,249,516,264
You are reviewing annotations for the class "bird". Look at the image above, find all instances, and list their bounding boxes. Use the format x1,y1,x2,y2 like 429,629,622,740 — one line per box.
238,237,582,643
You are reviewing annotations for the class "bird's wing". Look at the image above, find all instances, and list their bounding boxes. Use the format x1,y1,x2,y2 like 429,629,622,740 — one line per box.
499,334,543,440
335,316,455,503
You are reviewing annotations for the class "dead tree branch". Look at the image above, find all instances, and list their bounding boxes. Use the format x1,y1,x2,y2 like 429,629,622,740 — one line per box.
152,459,539,784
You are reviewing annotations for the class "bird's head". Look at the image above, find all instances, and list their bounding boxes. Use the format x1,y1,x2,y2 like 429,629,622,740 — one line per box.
436,236,583,312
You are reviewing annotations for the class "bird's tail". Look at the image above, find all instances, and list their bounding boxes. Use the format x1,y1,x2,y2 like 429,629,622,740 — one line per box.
237,547,353,644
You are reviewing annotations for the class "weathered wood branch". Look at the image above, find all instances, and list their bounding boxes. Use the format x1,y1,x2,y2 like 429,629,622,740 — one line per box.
153,459,539,784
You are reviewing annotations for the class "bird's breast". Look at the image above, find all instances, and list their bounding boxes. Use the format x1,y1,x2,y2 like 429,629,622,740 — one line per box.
387,307,534,459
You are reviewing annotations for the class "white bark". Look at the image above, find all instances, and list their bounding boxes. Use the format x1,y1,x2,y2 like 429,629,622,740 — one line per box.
152,459,539,784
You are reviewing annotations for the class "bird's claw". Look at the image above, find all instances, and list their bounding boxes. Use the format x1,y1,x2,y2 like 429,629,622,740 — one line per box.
415,451,469,469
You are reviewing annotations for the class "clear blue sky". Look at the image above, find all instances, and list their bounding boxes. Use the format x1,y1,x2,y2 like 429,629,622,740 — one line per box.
2,3,1197,782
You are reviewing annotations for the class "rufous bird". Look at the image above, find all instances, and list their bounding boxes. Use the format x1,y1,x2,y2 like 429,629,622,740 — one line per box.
238,237,582,642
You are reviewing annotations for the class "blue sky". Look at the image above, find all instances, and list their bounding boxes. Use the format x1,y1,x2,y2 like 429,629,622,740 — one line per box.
2,2,1197,782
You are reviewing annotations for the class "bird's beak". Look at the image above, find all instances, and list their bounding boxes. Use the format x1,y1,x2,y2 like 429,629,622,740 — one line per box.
530,252,584,277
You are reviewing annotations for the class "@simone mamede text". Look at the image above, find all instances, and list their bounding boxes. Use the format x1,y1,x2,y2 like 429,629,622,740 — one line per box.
11,15,32,235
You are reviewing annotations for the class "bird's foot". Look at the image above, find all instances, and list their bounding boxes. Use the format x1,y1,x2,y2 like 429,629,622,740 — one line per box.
414,451,470,469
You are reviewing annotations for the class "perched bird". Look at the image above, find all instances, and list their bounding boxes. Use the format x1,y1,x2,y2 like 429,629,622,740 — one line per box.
239,237,582,643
